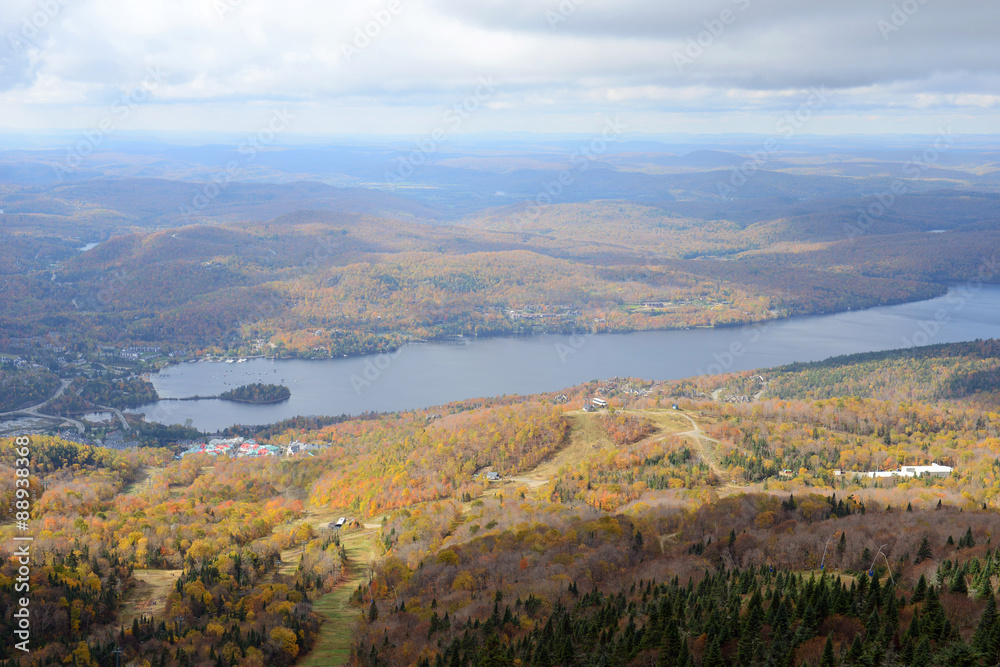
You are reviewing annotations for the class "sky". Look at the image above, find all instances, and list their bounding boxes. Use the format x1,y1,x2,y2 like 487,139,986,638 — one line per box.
1,0,999,138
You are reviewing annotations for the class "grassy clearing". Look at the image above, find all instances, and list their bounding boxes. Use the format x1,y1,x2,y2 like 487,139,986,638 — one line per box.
121,466,163,496
502,412,611,488
273,509,355,578
502,408,709,490
631,409,695,435
299,529,378,667
119,569,182,627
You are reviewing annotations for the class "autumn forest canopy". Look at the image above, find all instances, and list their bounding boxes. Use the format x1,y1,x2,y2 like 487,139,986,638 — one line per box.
1,141,999,366
3,338,1000,665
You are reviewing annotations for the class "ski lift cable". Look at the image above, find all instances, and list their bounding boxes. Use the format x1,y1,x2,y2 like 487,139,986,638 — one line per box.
879,550,896,586
819,536,834,571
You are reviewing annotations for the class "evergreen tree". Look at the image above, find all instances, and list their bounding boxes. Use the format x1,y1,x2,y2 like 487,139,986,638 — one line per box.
820,634,837,667
865,610,880,639
477,633,516,667
658,620,681,667
936,641,979,667
677,639,690,667
847,635,863,663
912,574,928,603
973,594,998,654
950,563,969,594
900,637,914,665
916,536,933,563
558,635,575,666
960,527,976,549
702,638,724,667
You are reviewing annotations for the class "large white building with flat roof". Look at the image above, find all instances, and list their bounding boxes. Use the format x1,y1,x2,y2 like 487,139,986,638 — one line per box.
834,463,953,479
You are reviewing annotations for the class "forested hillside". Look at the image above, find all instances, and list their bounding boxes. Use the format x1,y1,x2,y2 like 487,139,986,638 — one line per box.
4,147,999,367
0,200,966,363
3,340,1000,666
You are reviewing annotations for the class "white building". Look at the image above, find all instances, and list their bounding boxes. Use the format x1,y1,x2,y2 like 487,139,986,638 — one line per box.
835,463,953,479
900,464,953,478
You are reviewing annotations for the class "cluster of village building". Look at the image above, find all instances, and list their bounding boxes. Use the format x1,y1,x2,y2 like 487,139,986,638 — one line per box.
177,437,322,459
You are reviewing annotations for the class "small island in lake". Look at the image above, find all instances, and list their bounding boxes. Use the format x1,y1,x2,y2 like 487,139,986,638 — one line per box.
219,383,291,404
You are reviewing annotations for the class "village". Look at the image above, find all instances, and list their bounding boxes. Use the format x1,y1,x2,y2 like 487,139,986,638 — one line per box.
177,437,324,459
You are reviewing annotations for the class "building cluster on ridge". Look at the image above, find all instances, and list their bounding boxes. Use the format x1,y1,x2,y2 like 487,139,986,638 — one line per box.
178,437,325,459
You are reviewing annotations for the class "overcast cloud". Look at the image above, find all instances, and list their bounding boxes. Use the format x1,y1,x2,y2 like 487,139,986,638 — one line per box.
1,0,998,135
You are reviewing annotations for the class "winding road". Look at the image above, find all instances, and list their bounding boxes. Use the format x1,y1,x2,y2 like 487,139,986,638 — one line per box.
98,404,132,431
0,379,86,432
672,411,727,478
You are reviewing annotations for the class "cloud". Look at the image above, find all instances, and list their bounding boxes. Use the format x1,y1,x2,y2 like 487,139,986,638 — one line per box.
0,0,998,134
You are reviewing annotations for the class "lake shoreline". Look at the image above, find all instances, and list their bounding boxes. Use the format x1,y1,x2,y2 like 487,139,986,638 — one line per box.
167,284,953,371
158,395,291,405
136,285,1000,431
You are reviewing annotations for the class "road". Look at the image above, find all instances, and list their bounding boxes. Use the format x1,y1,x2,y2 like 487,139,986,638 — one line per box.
0,379,85,432
504,409,726,489
672,411,727,479
99,404,132,431
0,378,71,417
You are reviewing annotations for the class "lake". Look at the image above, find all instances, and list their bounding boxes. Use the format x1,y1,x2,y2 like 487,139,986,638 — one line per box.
137,285,1000,431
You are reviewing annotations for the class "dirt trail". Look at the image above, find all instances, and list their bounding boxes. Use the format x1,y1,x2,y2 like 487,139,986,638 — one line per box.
249,496,382,665
672,412,726,478
504,408,741,495
505,412,606,487
273,508,341,575
116,466,176,624
274,507,381,576
298,529,378,667
506,409,700,488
